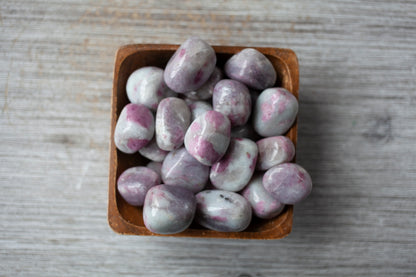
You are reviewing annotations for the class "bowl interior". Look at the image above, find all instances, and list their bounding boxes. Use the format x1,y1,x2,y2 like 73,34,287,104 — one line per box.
109,45,298,239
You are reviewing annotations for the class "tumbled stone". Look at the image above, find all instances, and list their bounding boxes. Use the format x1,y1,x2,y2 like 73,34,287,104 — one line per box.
117,166,160,206
210,138,258,192
225,48,276,90
241,174,284,219
161,147,209,193
195,190,252,232
213,79,251,127
143,185,196,234
256,136,295,170
253,87,298,137
263,163,312,204
126,66,176,111
114,103,154,154
155,97,191,151
184,111,231,166
164,37,216,93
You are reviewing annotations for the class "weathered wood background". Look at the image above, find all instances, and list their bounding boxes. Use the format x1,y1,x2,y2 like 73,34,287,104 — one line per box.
1,0,415,276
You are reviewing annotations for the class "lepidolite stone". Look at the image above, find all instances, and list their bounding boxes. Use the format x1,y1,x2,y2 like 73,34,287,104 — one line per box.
253,88,298,137
155,97,191,151
256,136,295,170
184,67,222,100
195,190,252,232
117,166,160,207
210,138,258,192
213,79,251,127
241,174,284,219
114,103,154,154
263,163,312,204
224,48,276,90
161,147,209,193
126,66,176,111
184,111,231,166
143,185,196,234
164,37,216,93
139,138,169,162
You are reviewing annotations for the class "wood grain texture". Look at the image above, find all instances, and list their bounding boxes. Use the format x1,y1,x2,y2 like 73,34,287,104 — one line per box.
0,0,415,276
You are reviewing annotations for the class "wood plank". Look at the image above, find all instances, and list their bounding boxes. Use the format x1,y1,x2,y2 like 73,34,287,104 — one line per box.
1,0,415,276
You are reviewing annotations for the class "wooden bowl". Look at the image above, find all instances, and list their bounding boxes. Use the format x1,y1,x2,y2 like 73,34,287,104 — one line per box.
108,44,299,239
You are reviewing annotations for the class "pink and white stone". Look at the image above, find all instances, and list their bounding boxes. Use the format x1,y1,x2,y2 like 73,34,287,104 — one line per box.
224,48,276,90
126,66,176,111
164,37,216,93
117,166,160,207
114,103,154,154
213,79,251,127
184,111,231,166
143,185,196,234
138,138,169,162
155,97,191,151
253,87,298,137
161,147,209,193
263,163,312,204
241,174,284,219
210,138,258,192
256,136,295,171
195,190,252,232
184,67,222,100
187,100,213,121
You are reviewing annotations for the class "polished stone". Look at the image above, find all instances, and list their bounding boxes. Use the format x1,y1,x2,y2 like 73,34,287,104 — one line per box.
253,87,298,137
184,111,231,166
143,185,196,234
210,138,258,192
195,190,252,232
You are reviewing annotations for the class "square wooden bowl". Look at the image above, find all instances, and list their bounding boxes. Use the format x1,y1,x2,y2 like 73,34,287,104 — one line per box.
108,44,299,239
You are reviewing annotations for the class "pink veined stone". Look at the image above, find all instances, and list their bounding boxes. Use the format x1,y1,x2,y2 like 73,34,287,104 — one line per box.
143,185,196,234
184,111,231,166
224,48,276,90
241,174,284,219
155,97,191,151
126,66,176,111
161,147,209,193
210,138,258,192
117,166,160,207
256,136,295,170
212,79,252,127
253,87,298,137
195,190,252,232
164,37,216,93
263,163,312,205
114,103,154,154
